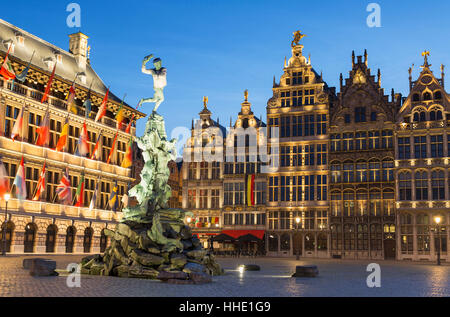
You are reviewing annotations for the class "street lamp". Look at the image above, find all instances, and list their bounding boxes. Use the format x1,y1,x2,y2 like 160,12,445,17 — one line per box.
295,217,301,260
2,193,10,256
434,216,442,266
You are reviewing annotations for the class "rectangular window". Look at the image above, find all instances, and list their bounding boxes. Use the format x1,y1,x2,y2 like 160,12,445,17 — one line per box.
316,114,326,135
317,175,327,201
5,105,20,140
355,132,367,150
398,137,411,159
414,136,427,159
316,144,327,165
305,145,315,166
269,177,279,202
355,107,366,123
430,135,443,158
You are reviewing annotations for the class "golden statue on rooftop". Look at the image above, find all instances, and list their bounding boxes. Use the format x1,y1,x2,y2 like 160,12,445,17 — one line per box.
292,30,306,47
203,96,209,108
422,50,431,68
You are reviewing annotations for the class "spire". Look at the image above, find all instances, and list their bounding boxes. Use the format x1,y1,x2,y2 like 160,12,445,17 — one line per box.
340,73,343,90
230,116,232,128
284,56,287,68
377,68,381,86
441,64,445,88
308,53,311,65
409,64,414,91
352,50,355,67
391,88,395,102
364,49,368,66
191,119,194,130
273,75,276,87
421,51,431,68
244,89,249,102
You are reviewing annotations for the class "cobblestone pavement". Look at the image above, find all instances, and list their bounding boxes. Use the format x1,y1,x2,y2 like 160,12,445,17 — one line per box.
0,255,448,297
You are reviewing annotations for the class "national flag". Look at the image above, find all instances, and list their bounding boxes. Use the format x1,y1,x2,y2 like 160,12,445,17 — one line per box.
109,180,119,212
11,106,24,141
106,131,118,164
247,174,255,206
55,117,69,152
36,111,50,146
83,90,92,119
95,88,109,122
13,157,26,202
0,160,10,199
115,98,125,129
56,168,71,205
121,137,133,168
121,184,129,209
66,82,77,114
32,163,46,201
0,45,15,81
15,51,34,83
74,173,85,207
41,63,57,104
90,132,102,160
125,113,135,134
89,180,99,211
76,122,90,157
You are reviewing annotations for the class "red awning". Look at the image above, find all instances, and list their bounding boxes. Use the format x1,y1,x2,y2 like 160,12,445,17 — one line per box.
221,230,265,240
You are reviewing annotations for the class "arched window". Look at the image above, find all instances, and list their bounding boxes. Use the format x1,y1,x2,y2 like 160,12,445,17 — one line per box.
369,190,381,216
368,159,381,182
100,229,108,253
331,162,341,183
415,171,428,201
343,191,355,216
0,221,14,253
430,108,443,121
343,161,354,183
383,189,395,216
356,161,367,182
331,192,342,216
24,223,37,253
399,171,412,201
423,92,432,101
432,170,445,200
356,191,368,216
83,227,93,253
305,234,315,251
382,158,394,182
280,233,290,251
412,93,420,102
317,233,327,251
46,225,57,253
66,226,76,253
434,91,442,100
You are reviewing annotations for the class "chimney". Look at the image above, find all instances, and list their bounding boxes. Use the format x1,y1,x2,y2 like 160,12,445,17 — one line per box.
69,32,89,69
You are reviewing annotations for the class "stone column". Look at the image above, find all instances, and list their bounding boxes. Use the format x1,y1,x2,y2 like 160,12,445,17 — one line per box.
35,232,46,254
56,234,66,253
74,235,84,253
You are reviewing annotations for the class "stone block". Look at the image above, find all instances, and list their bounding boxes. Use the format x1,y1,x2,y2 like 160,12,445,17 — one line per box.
29,259,58,277
189,272,212,284
292,265,319,278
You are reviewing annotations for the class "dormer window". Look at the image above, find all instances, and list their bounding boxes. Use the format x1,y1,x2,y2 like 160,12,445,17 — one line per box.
292,72,302,85
413,110,426,122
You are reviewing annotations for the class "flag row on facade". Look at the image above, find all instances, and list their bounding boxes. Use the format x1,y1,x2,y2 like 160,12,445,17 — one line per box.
0,157,125,211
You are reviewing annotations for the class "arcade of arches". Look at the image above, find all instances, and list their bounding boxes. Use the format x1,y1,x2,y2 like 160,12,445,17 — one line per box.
0,216,110,254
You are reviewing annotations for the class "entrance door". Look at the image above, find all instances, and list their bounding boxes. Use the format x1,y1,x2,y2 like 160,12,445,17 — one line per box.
384,239,396,259
46,225,57,253
100,230,108,253
24,224,36,253
66,226,76,253
0,222,14,253
83,228,93,253
293,232,302,257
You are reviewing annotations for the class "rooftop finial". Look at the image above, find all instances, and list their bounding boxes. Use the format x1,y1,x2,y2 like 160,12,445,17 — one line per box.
422,50,431,68
244,89,249,102
203,96,209,109
291,30,306,47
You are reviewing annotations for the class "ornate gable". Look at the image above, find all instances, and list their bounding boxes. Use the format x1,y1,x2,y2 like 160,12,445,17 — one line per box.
398,52,450,123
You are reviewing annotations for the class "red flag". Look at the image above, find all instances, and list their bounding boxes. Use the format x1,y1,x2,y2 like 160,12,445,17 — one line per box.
41,63,57,104
0,44,16,81
0,160,10,199
55,117,69,152
32,163,46,201
74,174,85,207
106,131,118,164
121,138,133,168
77,122,90,157
95,88,109,122
125,113,135,134
36,111,50,146
90,132,102,160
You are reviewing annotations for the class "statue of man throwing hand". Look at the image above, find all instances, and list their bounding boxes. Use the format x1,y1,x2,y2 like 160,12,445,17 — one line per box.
138,54,167,113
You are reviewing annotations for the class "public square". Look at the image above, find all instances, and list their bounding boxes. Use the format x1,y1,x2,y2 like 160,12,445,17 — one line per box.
0,255,448,297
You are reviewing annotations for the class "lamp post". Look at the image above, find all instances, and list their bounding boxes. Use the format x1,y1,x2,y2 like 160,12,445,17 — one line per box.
434,216,442,266
295,217,301,260
2,193,10,256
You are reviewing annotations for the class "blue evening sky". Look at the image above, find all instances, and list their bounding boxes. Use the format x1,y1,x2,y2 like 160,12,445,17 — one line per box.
3,0,450,146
